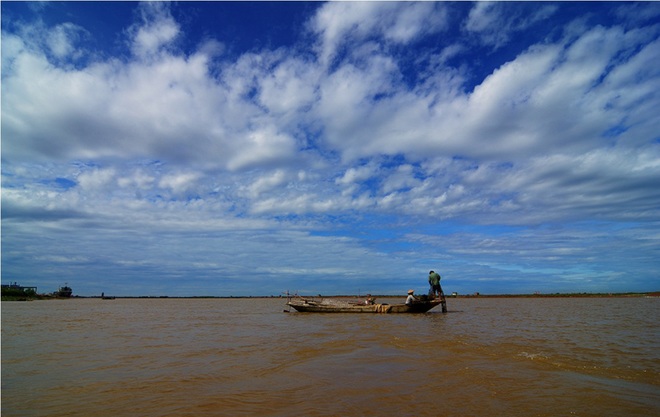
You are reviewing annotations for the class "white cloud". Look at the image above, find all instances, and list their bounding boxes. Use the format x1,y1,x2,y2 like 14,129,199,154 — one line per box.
46,23,88,59
118,169,156,190
310,2,448,66
465,2,499,34
1,18,89,64
614,2,660,26
246,169,288,198
381,2,448,43
129,2,180,58
159,171,201,196
258,57,320,117
336,163,378,186
314,22,660,165
6,11,655,225
381,164,421,194
2,2,659,295
5,5,652,179
464,2,558,50
226,127,299,171
77,168,117,192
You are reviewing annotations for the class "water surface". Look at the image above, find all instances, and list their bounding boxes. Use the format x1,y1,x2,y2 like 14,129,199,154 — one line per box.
2,297,658,416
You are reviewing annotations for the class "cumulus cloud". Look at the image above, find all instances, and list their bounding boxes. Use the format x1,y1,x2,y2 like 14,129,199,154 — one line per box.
317,23,660,165
2,2,659,295
258,56,320,117
128,2,181,58
3,2,658,223
310,2,448,66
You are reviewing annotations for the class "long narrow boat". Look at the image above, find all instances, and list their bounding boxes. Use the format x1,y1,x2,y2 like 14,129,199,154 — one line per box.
286,296,445,313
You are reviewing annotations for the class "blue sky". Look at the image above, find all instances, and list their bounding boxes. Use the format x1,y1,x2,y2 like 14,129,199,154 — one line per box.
2,1,659,297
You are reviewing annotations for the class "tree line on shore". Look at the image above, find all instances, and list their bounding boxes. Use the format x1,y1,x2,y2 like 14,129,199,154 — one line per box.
2,286,657,301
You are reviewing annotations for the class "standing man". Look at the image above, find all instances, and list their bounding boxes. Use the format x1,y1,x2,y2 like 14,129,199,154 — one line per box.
428,270,443,299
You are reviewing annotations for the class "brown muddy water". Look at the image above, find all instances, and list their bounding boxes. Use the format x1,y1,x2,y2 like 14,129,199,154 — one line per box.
2,297,659,416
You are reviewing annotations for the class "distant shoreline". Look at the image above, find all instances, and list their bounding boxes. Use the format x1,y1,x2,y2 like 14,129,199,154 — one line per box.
3,292,658,301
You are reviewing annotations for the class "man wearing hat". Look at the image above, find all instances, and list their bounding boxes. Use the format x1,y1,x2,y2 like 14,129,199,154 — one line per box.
405,289,415,305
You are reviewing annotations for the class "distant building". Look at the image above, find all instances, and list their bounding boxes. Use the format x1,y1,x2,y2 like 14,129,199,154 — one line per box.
1,282,38,293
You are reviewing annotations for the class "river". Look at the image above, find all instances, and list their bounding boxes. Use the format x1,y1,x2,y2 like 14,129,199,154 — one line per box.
2,296,658,416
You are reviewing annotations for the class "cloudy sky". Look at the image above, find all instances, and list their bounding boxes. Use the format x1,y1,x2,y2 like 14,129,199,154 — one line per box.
2,1,659,297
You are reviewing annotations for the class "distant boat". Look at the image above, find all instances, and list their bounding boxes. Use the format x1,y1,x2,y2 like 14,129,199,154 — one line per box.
286,295,446,313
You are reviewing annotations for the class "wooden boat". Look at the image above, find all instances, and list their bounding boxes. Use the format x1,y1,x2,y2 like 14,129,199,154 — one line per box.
286,296,446,314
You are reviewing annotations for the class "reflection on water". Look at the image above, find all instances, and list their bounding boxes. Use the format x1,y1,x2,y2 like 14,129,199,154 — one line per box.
2,297,659,416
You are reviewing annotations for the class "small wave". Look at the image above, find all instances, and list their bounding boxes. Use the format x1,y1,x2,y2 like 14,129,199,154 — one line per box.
518,351,549,360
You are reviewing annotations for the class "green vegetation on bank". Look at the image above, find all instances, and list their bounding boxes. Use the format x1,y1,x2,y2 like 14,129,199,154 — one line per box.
2,280,658,301
2,282,74,300
3,292,658,301
1,286,40,301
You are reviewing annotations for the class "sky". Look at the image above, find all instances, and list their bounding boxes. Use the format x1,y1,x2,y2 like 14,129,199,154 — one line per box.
2,1,660,297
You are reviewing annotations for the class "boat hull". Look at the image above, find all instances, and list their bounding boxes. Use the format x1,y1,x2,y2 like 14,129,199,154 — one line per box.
286,299,443,313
